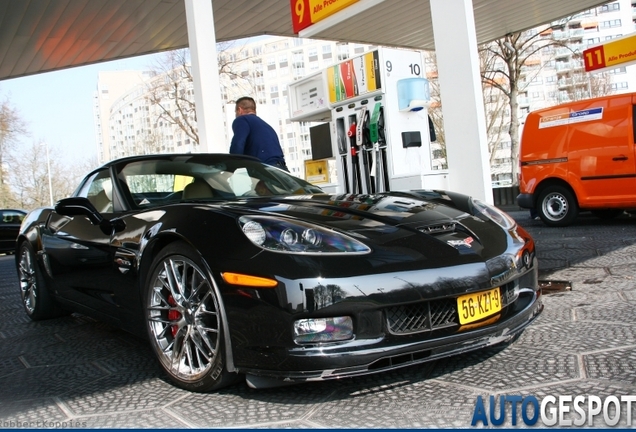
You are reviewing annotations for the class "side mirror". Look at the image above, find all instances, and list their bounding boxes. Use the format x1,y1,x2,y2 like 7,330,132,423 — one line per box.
55,197,104,225
55,197,125,234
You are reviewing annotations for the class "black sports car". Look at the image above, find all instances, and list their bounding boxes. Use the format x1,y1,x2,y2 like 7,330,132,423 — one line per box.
15,153,542,392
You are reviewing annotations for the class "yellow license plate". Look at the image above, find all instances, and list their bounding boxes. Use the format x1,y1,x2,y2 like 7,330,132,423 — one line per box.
457,287,502,325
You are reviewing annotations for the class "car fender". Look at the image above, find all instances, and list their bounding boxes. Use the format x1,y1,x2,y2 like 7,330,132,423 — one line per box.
131,211,240,373
16,208,53,256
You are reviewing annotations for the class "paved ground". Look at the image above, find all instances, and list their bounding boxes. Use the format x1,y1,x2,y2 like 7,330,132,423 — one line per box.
1,209,635,428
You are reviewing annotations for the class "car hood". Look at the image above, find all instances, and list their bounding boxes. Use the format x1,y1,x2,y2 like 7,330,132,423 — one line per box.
217,190,513,265
226,190,472,227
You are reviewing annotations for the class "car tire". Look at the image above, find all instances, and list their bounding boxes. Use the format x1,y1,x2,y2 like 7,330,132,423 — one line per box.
145,242,238,392
537,186,578,227
17,241,65,320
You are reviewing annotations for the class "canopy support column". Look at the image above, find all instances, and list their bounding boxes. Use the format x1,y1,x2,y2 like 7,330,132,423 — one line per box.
184,0,226,153
430,0,493,203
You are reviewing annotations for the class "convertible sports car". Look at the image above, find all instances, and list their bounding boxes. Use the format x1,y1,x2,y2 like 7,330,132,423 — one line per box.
16,153,542,392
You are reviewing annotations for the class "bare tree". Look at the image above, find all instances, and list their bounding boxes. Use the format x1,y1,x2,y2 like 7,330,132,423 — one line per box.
565,68,612,101
426,50,509,174
424,53,447,169
6,141,78,210
132,129,166,156
145,49,200,145
144,43,257,148
479,26,570,184
0,97,27,206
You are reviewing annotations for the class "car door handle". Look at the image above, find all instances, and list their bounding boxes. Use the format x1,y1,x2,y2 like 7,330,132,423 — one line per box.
612,156,628,161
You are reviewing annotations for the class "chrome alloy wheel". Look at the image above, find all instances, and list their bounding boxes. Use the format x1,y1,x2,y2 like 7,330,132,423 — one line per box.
18,245,38,315
147,255,222,382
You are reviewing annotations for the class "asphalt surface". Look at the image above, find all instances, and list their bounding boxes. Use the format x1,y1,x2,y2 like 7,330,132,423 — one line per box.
1,209,636,428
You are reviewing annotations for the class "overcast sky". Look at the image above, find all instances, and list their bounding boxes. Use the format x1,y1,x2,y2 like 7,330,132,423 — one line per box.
0,53,161,165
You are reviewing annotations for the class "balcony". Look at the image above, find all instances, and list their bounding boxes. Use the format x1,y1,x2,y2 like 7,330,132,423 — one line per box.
568,43,584,54
555,47,574,58
555,61,581,72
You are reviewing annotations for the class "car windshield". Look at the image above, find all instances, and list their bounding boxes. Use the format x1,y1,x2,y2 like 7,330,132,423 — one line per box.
117,155,325,209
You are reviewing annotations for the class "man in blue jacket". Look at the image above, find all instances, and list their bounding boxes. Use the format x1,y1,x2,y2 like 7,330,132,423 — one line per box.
229,97,289,171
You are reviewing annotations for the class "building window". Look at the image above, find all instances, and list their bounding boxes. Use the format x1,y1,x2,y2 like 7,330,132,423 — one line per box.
610,82,629,90
600,2,620,12
600,19,621,28
608,67,626,74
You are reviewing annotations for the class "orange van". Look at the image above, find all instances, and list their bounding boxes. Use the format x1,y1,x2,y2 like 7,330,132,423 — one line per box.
517,92,636,226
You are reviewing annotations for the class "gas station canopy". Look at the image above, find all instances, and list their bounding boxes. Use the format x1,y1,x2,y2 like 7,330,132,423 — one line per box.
0,0,609,82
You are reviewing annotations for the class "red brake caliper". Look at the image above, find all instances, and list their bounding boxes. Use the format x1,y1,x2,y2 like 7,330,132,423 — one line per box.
167,295,182,337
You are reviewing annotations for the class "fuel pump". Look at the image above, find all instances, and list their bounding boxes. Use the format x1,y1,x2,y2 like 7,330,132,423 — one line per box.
288,47,449,194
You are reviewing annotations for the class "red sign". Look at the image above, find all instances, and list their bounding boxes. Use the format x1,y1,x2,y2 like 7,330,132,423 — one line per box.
583,45,606,72
291,0,312,33
290,0,360,34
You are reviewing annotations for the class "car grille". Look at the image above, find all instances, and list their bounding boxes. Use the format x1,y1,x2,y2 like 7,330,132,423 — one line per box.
385,283,517,335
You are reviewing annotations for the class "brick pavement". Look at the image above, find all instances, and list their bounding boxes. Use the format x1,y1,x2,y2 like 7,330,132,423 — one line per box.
0,209,635,428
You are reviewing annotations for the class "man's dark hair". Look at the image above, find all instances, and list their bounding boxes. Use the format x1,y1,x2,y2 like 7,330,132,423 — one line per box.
235,97,256,112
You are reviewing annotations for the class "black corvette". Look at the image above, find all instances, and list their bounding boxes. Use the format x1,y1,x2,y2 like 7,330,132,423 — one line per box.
16,153,542,392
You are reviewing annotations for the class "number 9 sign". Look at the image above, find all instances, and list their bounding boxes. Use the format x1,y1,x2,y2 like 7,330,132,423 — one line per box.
290,0,360,34
291,0,311,33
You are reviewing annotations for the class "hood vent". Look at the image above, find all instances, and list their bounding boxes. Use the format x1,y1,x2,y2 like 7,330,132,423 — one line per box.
417,222,456,234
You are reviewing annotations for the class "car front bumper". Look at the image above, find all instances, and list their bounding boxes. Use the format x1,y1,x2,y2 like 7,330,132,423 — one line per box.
238,285,542,388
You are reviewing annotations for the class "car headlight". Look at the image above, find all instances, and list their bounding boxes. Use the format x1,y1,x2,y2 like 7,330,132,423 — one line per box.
471,198,516,230
239,215,371,254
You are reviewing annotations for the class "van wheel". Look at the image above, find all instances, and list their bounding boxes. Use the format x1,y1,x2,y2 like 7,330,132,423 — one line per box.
537,186,578,227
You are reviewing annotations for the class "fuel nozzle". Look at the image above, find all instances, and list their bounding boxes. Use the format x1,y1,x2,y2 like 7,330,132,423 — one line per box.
347,123,357,156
